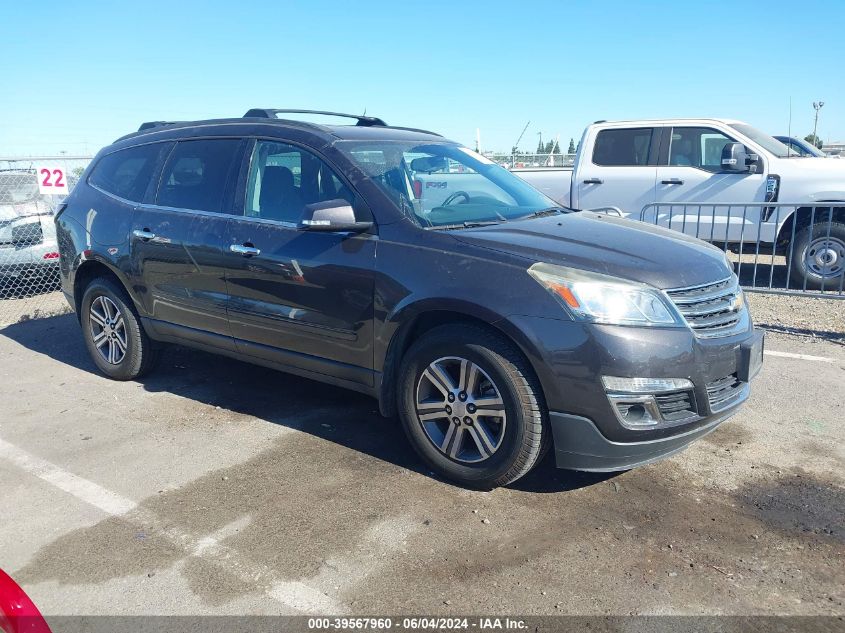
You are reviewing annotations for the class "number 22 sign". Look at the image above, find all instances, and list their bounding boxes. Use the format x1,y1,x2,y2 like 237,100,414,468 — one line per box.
36,166,68,195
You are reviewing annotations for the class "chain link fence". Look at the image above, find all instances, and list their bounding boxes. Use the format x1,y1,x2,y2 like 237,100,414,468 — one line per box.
0,157,92,326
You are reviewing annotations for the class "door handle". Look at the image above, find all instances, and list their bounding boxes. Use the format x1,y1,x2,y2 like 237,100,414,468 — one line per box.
132,229,156,241
230,244,261,257
661,179,685,185
582,178,603,184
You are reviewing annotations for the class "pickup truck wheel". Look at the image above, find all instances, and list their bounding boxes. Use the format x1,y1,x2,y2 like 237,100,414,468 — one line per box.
80,278,159,380
789,221,845,290
397,324,547,489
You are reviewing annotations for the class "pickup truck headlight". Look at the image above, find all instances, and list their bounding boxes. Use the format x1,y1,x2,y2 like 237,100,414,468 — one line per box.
527,262,683,326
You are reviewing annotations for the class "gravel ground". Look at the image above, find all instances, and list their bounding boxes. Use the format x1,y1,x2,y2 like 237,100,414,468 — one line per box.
0,289,70,327
746,292,845,340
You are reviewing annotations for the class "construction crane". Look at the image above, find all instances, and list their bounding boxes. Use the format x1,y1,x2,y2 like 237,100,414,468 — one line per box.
511,121,530,168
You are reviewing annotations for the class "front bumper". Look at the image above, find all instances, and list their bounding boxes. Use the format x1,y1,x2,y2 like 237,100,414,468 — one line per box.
504,314,763,470
549,406,739,471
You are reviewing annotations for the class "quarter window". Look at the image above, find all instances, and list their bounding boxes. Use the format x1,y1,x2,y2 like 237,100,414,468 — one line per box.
592,128,654,166
89,143,168,202
245,141,354,224
669,127,734,172
157,139,241,212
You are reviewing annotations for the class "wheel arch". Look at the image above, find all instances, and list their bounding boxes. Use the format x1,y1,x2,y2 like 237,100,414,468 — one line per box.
775,202,845,245
72,258,135,318
376,300,547,418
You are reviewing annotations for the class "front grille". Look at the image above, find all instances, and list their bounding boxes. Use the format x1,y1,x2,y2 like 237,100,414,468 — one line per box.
654,389,697,422
706,373,747,412
666,276,745,338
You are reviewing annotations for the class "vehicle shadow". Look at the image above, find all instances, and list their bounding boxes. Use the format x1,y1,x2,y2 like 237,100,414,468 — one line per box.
0,313,605,494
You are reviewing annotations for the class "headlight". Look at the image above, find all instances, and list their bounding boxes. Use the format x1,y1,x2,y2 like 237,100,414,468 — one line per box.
527,262,683,327
724,249,735,273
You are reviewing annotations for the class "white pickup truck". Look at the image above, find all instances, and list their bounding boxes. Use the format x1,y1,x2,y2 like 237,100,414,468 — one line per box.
513,118,845,289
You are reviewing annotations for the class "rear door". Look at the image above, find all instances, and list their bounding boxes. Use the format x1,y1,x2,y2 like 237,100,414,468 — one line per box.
651,126,767,241
221,139,376,387
131,138,245,348
574,126,659,216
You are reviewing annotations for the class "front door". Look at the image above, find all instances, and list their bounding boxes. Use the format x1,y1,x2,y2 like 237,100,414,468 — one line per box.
650,126,767,242
574,126,659,216
131,138,245,347
222,140,376,387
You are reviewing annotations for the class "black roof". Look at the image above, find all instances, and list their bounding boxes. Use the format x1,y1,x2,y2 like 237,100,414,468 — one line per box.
115,109,444,144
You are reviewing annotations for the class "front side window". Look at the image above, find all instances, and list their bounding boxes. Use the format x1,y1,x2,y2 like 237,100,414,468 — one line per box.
245,141,354,224
89,143,167,202
156,139,241,212
592,128,654,166
669,127,734,172
336,141,556,228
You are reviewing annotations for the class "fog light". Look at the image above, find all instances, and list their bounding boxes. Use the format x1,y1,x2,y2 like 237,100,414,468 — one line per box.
602,376,693,393
603,376,696,429
607,394,662,427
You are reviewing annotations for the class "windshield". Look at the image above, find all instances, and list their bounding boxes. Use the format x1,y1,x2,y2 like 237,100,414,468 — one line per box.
729,124,793,158
336,141,559,227
780,136,825,157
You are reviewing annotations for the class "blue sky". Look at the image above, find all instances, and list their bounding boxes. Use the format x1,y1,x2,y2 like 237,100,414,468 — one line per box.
2,0,843,155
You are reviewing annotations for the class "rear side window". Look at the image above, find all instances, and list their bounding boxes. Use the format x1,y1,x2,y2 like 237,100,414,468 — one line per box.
89,143,166,202
592,128,654,166
157,139,241,213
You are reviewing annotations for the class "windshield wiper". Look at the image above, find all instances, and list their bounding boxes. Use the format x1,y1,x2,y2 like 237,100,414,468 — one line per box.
430,220,504,231
518,207,565,220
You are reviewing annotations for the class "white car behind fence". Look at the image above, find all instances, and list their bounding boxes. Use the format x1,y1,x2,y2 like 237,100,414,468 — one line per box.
0,158,91,323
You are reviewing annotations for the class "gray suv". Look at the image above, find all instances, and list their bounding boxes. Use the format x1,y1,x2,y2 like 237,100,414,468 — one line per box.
55,109,764,489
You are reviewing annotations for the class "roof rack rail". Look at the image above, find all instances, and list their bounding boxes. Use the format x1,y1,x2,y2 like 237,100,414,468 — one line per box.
243,109,388,127
138,121,186,132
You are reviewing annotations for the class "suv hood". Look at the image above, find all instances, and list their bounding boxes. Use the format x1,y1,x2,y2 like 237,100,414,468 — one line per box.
452,212,732,290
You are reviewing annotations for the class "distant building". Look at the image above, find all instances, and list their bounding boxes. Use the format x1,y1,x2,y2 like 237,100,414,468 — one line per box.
822,141,844,156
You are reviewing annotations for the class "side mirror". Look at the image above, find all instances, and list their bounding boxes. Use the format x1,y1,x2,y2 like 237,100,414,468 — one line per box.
298,199,373,233
721,143,758,173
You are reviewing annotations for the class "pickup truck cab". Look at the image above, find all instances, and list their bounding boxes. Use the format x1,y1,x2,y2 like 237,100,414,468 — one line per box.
517,119,845,289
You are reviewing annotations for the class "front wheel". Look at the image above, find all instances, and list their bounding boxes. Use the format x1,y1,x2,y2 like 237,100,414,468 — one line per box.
789,220,845,290
397,324,547,489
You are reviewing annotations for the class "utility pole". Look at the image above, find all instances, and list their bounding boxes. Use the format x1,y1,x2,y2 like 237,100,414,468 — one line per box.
812,101,825,147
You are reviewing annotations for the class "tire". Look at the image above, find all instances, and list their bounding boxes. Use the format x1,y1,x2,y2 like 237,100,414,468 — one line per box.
788,219,845,291
80,277,159,380
397,324,547,489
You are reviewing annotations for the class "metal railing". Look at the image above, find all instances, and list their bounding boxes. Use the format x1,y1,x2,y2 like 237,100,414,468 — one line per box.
1,157,93,325
638,202,844,297
486,153,576,169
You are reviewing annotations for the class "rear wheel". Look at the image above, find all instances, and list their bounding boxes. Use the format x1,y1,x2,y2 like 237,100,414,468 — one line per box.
789,220,845,290
397,324,547,489
80,278,159,380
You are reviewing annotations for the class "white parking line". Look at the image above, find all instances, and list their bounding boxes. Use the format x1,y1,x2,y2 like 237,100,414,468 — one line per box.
764,350,839,363
0,437,136,516
0,436,372,614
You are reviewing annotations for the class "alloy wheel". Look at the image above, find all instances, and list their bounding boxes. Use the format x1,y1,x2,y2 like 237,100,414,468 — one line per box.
88,295,128,365
415,356,507,463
